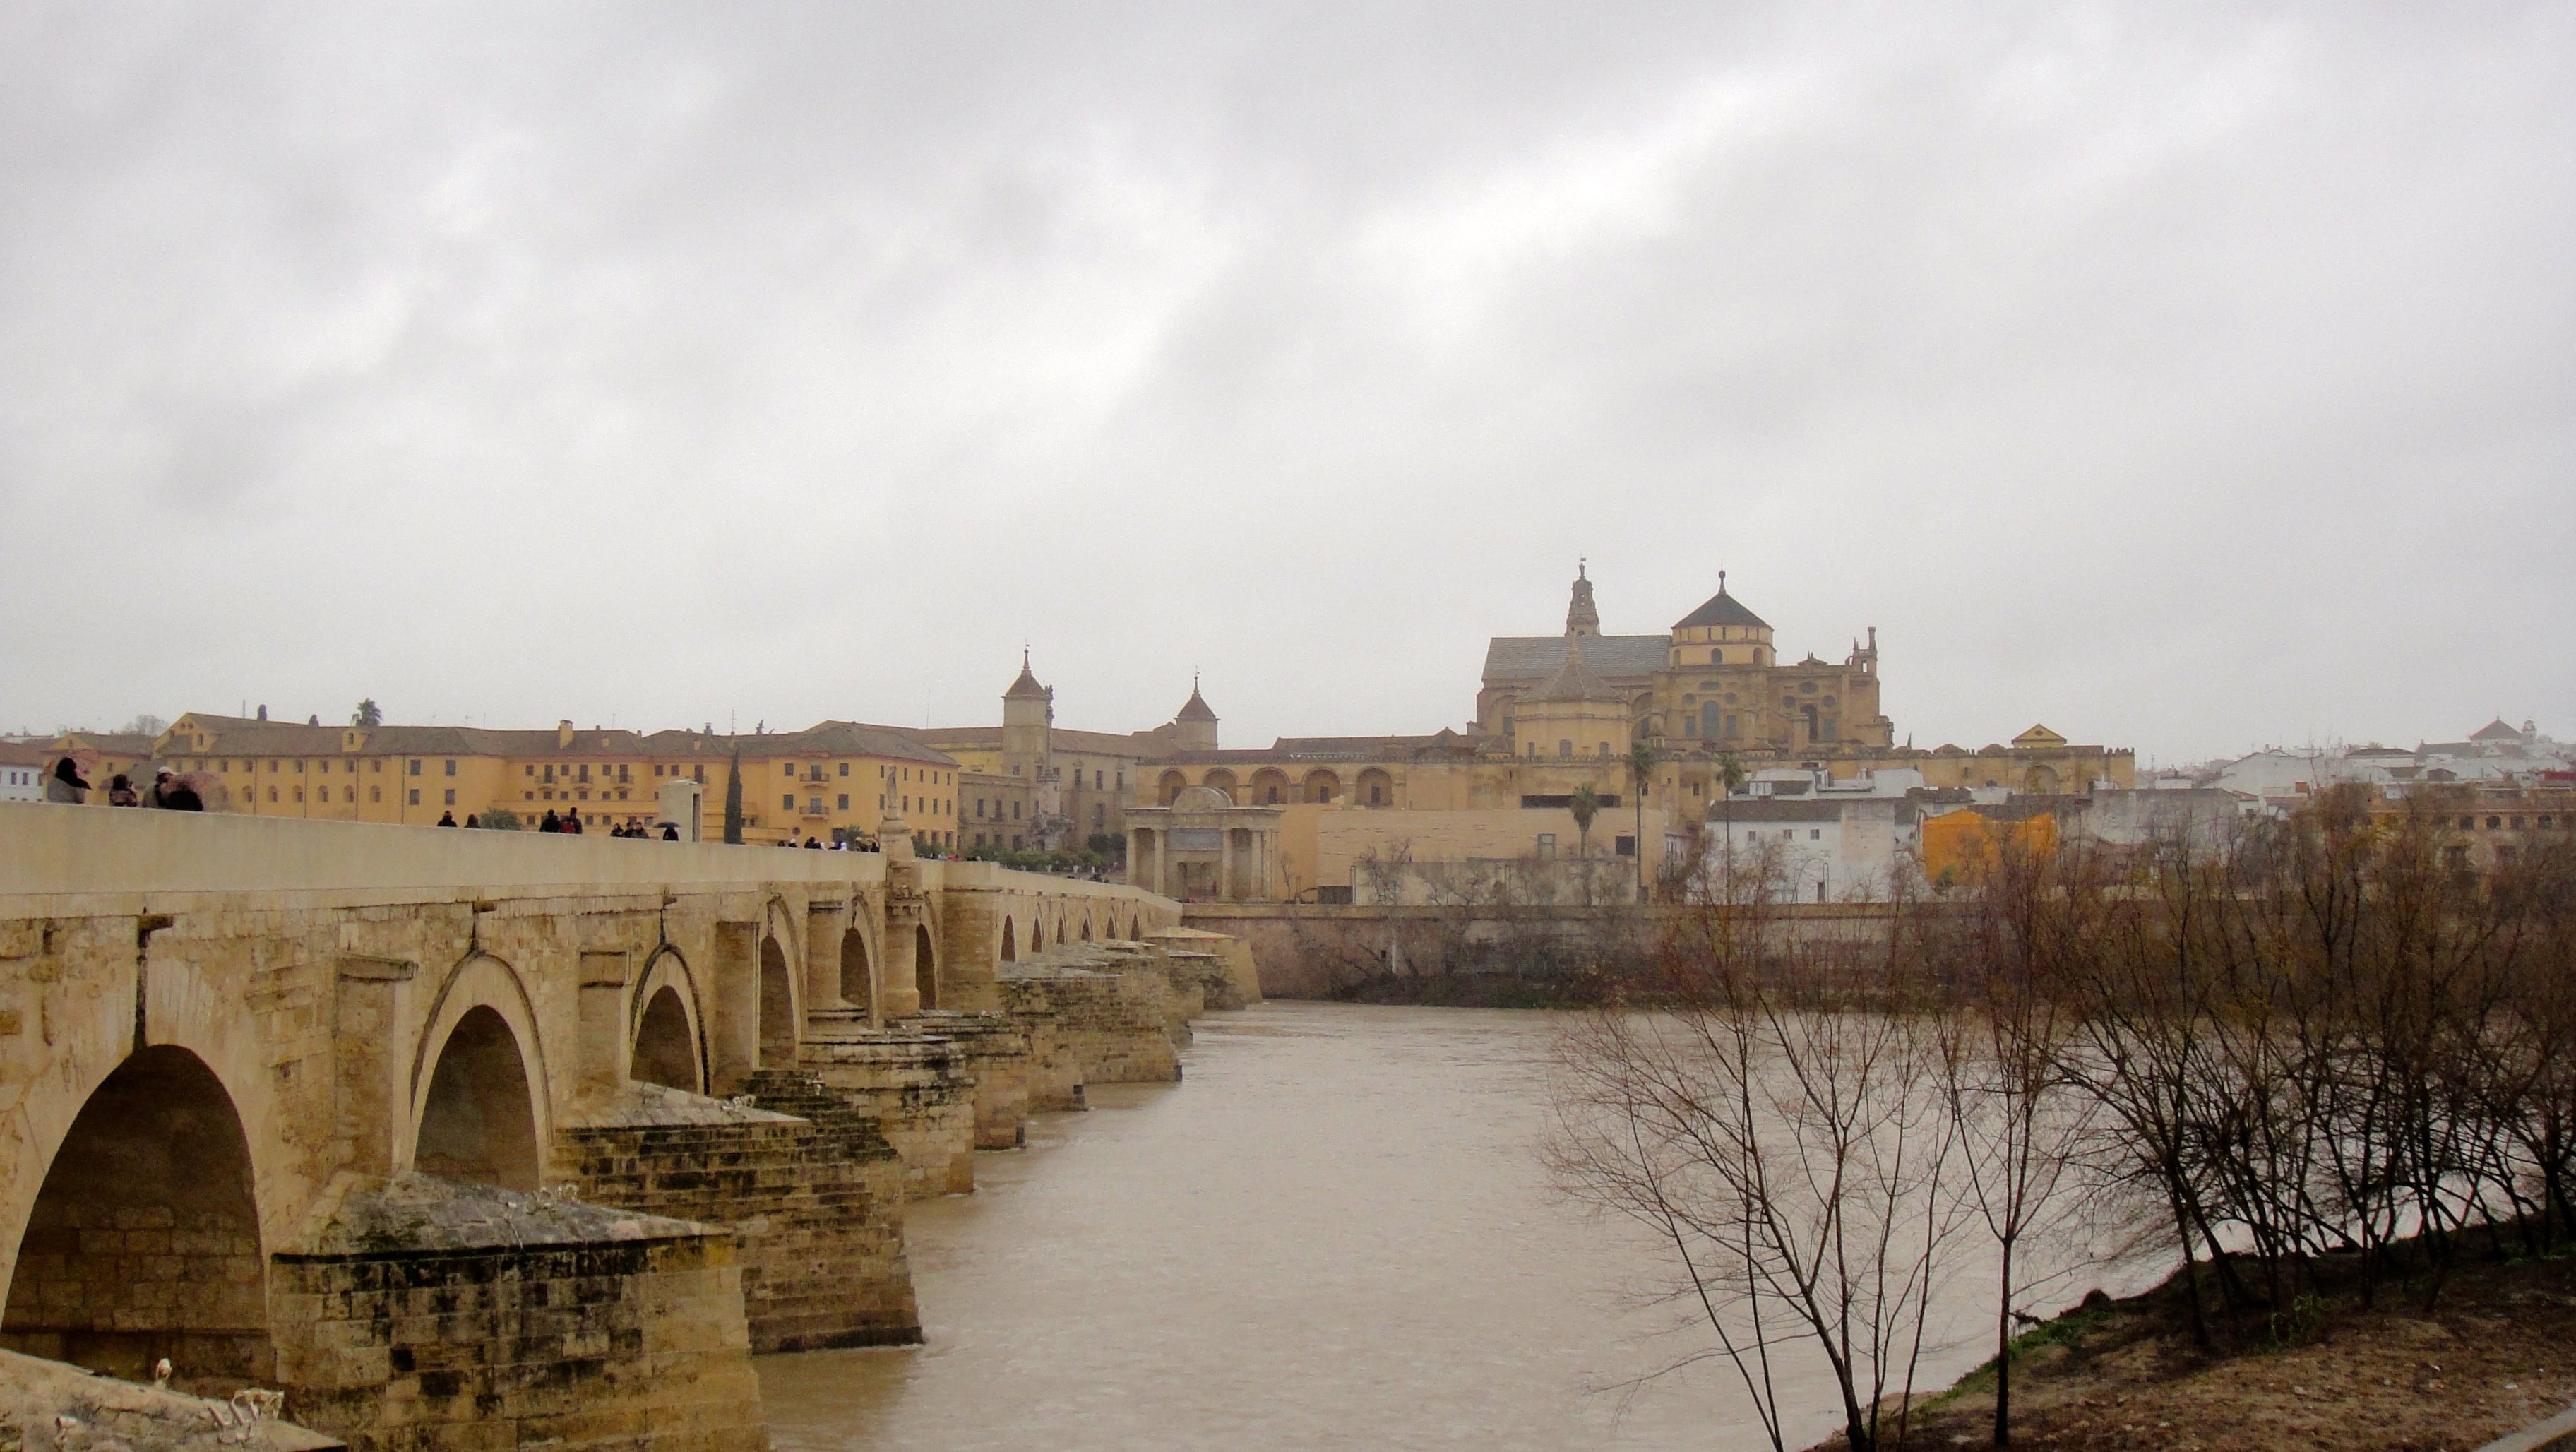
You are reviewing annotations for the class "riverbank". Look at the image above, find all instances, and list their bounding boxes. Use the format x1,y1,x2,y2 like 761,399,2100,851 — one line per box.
1813,1241,2576,1451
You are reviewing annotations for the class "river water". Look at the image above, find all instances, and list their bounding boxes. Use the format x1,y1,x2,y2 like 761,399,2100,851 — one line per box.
758,1001,2012,1451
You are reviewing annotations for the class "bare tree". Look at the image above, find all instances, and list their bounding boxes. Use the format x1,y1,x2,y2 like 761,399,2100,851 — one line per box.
1933,839,2104,1444
1549,844,1966,1452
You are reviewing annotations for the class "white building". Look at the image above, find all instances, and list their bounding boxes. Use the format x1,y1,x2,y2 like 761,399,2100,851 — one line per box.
1698,796,1917,903
0,742,52,802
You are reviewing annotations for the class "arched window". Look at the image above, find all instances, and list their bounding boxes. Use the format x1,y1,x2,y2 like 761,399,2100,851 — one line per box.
1701,701,1719,738
1710,648,1723,664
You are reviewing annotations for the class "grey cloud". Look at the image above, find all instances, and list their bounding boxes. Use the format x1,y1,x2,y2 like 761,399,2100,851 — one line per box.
1,2,2568,761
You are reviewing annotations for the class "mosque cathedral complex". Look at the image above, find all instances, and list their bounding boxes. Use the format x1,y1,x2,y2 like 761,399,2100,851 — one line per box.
0,566,2134,1447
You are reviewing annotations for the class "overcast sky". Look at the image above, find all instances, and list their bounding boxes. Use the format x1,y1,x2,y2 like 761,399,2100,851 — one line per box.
4,3,2569,765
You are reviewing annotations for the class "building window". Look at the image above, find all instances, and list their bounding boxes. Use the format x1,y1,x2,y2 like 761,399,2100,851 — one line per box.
1711,648,1722,664
408,760,421,775
1811,829,1822,840
1536,834,1556,857
268,787,278,802
1615,835,1636,857
783,794,795,809
293,787,304,803
524,792,533,801
839,761,850,776
1558,740,1572,758
445,789,457,805
838,793,850,809
2488,816,2503,830
1013,802,1021,819
809,797,823,816
407,789,419,806
443,759,457,776
693,766,705,783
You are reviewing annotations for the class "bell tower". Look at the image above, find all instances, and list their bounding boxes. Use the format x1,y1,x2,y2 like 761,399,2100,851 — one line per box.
1172,676,1219,752
1565,559,1601,638
1001,650,1053,777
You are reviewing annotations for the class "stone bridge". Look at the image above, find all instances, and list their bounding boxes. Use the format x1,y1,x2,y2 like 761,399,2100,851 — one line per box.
0,805,1244,1451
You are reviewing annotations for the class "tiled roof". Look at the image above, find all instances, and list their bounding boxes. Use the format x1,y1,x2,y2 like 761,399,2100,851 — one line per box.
1674,588,1770,631
1482,633,1666,684
1532,636,1623,703
1004,655,1051,701
1710,799,1842,822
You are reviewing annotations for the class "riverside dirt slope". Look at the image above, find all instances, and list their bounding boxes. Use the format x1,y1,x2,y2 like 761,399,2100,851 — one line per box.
1805,1245,2576,1452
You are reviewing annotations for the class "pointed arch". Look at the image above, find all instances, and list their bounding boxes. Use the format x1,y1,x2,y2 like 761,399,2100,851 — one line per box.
758,936,798,1067
999,917,1017,963
416,1005,542,1191
632,987,699,1093
914,924,940,1011
838,929,873,1015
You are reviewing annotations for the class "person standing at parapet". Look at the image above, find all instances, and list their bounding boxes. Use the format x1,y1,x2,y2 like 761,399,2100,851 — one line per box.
44,759,88,803
156,773,203,811
106,774,139,807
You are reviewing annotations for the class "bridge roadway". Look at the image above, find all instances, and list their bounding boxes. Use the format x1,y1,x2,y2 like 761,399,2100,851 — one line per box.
0,804,1213,1452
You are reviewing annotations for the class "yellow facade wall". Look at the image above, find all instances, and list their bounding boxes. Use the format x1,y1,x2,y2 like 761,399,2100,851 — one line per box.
1918,809,2059,884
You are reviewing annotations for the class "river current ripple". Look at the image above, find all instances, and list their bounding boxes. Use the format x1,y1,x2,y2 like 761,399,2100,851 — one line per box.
757,1001,1996,1451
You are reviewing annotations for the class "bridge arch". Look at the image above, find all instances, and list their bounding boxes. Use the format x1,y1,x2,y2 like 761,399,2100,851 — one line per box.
838,927,873,1016
999,917,1016,963
417,1005,544,1191
407,951,554,1191
630,946,706,1093
914,924,940,1011
0,1045,271,1388
1080,916,1093,941
1031,920,1045,954
758,936,799,1067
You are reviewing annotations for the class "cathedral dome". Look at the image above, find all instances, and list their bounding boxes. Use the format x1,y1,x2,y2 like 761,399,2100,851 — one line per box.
1673,578,1770,631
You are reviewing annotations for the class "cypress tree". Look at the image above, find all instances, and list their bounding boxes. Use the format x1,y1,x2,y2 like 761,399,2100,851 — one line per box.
722,748,744,844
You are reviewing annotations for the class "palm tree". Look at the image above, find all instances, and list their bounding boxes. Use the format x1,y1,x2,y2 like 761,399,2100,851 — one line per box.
1716,752,1746,883
1626,742,1657,901
351,698,383,727
722,748,744,845
1568,784,1602,908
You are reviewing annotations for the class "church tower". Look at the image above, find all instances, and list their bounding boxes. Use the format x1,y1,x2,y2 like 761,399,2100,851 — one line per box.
1172,676,1219,752
1001,650,1053,777
1566,561,1601,638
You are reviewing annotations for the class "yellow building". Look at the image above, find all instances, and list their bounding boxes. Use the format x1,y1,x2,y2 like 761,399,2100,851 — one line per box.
1918,804,2062,885
141,713,966,848
904,655,1197,852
